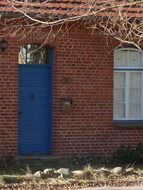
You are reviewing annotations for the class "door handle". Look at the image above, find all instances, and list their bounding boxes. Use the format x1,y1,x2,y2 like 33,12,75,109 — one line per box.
19,111,22,115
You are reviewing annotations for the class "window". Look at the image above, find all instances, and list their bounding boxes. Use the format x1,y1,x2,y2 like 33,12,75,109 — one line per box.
113,48,143,120
19,44,47,64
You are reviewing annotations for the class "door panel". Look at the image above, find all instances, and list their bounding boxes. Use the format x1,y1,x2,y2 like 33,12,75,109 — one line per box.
19,64,52,155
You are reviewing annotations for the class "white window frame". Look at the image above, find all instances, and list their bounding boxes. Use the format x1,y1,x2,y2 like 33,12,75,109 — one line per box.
114,47,143,120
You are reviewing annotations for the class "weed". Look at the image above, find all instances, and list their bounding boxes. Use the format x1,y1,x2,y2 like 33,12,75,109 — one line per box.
113,143,143,164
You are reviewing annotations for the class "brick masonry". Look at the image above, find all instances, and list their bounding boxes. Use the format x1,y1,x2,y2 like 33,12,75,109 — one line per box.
0,26,143,156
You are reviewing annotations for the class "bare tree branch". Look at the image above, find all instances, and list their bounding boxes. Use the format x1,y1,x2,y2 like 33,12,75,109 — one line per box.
1,0,143,47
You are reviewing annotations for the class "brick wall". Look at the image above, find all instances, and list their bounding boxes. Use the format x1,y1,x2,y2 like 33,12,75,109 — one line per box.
0,26,143,156
53,28,143,155
0,37,18,155
53,28,116,155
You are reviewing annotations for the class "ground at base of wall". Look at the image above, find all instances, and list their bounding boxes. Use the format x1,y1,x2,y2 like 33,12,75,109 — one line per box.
0,158,143,190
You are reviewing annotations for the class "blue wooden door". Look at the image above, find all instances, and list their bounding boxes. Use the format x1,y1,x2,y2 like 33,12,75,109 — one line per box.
19,62,53,155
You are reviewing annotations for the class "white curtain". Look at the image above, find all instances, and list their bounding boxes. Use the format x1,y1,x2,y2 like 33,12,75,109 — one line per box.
114,72,125,119
129,72,141,118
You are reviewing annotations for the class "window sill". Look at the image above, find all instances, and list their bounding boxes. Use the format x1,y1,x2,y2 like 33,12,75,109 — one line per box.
113,120,143,128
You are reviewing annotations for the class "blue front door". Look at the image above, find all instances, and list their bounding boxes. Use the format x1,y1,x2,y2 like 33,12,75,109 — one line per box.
19,63,53,155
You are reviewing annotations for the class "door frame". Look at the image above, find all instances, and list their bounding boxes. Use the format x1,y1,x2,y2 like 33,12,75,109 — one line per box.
18,46,55,155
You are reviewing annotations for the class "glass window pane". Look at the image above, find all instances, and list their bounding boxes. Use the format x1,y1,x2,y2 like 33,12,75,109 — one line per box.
130,72,141,88
19,46,27,64
114,72,125,87
129,73,142,119
129,73,141,103
114,72,126,119
114,103,125,119
19,44,47,64
129,104,141,119
130,88,141,103
114,88,125,102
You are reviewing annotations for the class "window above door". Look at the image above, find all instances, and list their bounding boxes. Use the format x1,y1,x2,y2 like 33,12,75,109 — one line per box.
19,44,47,65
